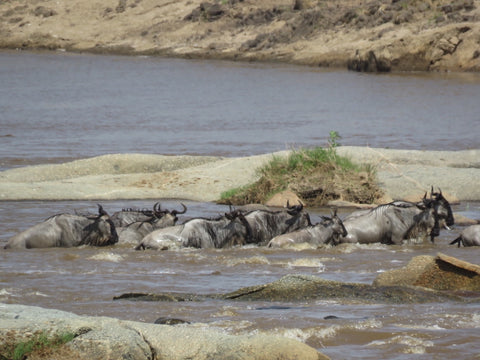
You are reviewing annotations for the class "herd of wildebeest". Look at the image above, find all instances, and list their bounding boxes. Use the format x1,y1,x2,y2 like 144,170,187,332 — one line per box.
3,188,480,250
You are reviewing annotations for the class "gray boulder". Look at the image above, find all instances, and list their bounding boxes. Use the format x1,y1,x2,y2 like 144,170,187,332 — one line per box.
0,303,327,360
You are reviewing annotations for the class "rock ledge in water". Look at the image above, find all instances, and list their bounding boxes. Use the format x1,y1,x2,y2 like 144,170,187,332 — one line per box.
116,274,462,304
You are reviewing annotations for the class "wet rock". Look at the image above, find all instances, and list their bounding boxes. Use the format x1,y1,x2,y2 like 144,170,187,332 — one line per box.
373,253,480,291
154,317,190,325
347,50,391,72
221,274,459,303
117,274,462,304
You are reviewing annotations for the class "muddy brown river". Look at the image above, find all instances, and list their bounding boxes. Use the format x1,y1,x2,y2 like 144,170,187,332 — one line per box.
1,51,480,359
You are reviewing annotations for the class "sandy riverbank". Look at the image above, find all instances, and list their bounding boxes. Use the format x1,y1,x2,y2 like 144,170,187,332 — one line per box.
0,147,479,203
1,0,479,72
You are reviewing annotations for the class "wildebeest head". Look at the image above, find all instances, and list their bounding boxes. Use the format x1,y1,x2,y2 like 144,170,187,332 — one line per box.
285,202,312,232
430,187,454,228
224,209,253,246
82,204,118,246
144,202,187,228
320,209,348,245
414,197,441,243
330,208,348,238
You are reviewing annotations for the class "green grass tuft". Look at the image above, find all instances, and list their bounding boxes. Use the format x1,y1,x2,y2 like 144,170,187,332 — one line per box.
1,331,76,360
219,132,383,206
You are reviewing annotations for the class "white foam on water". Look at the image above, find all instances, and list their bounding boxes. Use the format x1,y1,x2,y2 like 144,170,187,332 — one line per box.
87,252,124,262
211,305,241,318
368,334,434,354
335,243,389,253
150,268,177,275
0,288,14,296
440,312,480,329
255,318,384,346
286,258,326,272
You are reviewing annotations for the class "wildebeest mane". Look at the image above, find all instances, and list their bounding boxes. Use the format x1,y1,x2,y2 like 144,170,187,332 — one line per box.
180,214,229,225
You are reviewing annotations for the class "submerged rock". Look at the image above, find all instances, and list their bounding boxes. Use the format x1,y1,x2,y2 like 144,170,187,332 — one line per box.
115,274,462,304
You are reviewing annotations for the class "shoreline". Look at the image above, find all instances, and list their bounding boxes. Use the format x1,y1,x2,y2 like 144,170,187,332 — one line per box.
1,147,479,203
1,0,479,72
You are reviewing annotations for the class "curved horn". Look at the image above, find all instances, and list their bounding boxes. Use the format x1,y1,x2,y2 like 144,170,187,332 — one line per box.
153,202,162,213
172,203,187,215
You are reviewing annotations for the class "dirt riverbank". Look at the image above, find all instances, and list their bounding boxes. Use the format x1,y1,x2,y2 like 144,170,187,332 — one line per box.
0,147,479,203
1,0,479,72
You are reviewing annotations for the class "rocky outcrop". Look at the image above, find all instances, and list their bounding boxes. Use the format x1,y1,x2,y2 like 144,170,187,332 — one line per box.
373,253,480,291
0,0,479,72
0,303,328,360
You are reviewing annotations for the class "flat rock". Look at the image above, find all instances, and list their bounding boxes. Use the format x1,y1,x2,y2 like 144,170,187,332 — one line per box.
0,303,327,360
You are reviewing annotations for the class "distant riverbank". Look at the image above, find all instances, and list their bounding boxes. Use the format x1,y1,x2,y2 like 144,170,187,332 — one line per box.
0,147,479,203
0,0,479,72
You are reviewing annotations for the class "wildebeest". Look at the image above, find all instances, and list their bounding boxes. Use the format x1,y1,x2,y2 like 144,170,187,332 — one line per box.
241,202,312,246
4,204,118,249
428,188,454,229
111,202,186,227
135,210,252,250
337,197,441,245
267,209,347,248
450,224,480,247
115,203,187,244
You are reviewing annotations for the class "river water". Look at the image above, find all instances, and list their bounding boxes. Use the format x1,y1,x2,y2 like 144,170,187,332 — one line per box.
1,51,480,359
